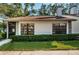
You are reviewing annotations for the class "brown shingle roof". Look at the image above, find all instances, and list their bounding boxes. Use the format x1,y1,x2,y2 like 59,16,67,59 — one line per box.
4,16,77,21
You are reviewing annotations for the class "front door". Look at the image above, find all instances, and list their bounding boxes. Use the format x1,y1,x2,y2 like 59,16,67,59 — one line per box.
8,22,16,37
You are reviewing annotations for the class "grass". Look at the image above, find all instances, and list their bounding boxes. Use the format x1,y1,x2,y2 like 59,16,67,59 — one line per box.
0,40,79,51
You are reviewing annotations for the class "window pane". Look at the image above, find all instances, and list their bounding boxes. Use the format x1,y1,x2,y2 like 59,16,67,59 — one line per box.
21,23,34,35
21,23,27,35
27,23,34,35
53,23,66,34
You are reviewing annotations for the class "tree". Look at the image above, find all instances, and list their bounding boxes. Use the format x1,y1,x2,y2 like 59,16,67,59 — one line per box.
24,3,30,16
0,3,23,17
46,4,51,16
11,3,23,17
30,3,36,16
24,3,36,16
48,3,57,16
38,4,48,16
0,3,13,17
50,3,67,15
65,3,77,14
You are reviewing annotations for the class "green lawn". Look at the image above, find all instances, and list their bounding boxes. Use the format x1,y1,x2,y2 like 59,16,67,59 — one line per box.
0,41,79,51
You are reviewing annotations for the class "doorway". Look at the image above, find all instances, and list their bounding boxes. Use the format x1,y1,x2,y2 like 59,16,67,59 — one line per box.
8,22,16,37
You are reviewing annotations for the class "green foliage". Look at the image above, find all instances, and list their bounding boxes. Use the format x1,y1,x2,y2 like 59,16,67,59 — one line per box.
0,3,78,17
0,3,36,17
0,32,6,39
0,3,23,17
0,41,79,51
38,4,48,16
0,42,52,51
30,3,36,16
0,23,3,28
10,34,79,42
51,41,77,49
50,4,57,15
24,3,30,16
0,22,6,39
10,3,23,17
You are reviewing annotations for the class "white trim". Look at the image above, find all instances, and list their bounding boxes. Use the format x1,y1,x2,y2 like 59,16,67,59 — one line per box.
16,22,20,35
15,22,17,35
19,22,21,35
6,22,9,38
67,22,69,34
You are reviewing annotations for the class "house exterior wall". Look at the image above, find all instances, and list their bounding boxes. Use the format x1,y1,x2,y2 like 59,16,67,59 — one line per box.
72,17,79,33
34,21,52,35
64,15,79,34
15,21,68,35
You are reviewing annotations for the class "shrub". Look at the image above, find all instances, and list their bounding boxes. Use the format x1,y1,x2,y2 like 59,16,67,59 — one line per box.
10,34,79,42
0,32,6,39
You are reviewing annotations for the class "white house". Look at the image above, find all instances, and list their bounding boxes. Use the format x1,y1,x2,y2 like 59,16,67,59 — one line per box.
4,16,76,38
63,15,79,34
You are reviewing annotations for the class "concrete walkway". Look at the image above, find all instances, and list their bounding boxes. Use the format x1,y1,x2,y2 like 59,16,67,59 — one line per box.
0,50,79,55
0,39,12,46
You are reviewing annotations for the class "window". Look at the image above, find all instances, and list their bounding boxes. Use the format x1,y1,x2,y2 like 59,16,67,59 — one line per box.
52,23,66,34
21,23,34,35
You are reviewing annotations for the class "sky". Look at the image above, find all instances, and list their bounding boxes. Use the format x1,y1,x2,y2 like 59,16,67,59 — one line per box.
22,3,50,10
34,3,42,9
22,3,42,10
34,3,50,9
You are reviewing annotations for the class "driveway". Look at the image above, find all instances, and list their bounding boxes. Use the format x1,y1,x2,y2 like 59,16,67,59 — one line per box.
0,50,79,55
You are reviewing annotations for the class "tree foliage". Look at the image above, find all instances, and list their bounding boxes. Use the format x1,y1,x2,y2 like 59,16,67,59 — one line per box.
30,3,36,16
0,3,78,17
24,3,30,16
0,3,23,17
38,4,48,16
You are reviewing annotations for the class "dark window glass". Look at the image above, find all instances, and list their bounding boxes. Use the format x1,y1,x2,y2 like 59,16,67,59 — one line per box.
52,23,66,34
8,22,16,36
21,23,34,35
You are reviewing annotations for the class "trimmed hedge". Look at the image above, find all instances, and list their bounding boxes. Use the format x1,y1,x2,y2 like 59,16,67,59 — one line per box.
0,32,6,39
10,34,79,42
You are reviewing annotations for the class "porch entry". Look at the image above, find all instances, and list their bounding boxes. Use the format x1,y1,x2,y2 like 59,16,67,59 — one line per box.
8,22,16,36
